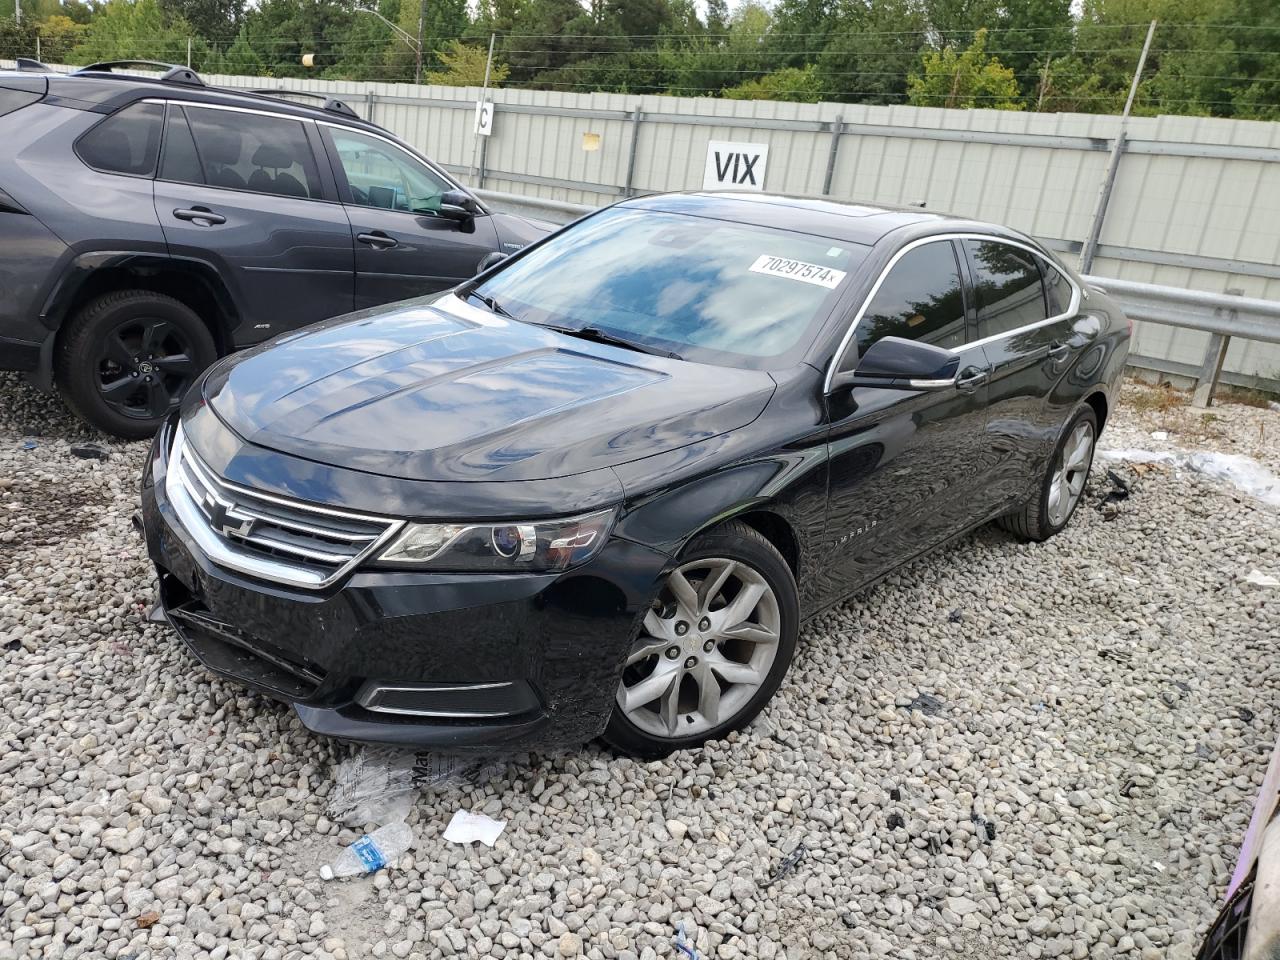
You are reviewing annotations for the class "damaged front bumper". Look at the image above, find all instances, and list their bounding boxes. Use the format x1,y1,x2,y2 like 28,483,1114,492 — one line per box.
139,418,669,751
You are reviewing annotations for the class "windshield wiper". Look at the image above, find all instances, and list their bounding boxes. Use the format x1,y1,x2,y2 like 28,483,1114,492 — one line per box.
543,323,682,360
467,290,517,321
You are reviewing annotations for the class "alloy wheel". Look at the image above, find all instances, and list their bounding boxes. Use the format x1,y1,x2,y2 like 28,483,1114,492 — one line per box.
1047,419,1095,527
616,557,781,739
96,317,198,421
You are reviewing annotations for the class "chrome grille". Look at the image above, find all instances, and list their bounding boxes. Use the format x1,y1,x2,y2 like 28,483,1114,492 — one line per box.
165,425,402,589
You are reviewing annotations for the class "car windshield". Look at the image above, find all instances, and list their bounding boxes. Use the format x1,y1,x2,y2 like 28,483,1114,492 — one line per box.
470,207,869,368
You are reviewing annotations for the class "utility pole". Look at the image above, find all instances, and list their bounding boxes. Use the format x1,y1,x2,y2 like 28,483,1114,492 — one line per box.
415,0,424,85
1036,56,1050,112
1080,20,1157,273
469,33,496,182
15,0,20,26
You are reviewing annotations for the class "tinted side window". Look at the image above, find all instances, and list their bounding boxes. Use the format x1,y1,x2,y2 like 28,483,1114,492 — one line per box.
159,105,204,185
184,107,322,199
849,241,966,366
329,128,454,214
1038,255,1071,315
76,102,163,177
966,240,1048,338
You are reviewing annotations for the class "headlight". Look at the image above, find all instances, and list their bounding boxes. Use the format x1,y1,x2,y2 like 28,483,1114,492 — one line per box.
375,508,616,571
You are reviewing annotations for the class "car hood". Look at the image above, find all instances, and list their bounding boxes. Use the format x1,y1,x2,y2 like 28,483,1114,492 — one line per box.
201,294,776,483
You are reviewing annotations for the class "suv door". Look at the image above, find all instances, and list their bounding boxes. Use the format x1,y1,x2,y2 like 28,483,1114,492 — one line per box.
962,238,1094,513
319,125,500,307
152,103,354,346
818,238,993,600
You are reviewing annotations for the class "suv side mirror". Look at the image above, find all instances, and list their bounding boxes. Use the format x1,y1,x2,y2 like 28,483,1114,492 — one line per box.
828,336,959,393
439,189,479,222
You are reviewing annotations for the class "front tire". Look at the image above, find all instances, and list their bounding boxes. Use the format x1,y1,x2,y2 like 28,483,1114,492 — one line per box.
55,290,217,440
602,520,799,759
998,406,1098,542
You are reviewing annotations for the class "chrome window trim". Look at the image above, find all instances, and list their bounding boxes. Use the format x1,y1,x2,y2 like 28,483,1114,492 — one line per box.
823,232,1082,393
165,424,404,590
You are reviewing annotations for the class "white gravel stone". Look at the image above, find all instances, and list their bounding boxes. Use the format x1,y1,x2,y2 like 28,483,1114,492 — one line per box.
0,371,1276,960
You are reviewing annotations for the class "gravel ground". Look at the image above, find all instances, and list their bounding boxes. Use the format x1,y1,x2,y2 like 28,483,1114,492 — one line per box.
1,372,1278,960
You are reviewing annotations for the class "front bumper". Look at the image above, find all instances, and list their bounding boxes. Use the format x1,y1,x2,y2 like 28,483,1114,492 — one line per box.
140,419,670,751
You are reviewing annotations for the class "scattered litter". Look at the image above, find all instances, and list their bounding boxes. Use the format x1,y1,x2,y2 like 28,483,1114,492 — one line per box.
1151,431,1169,441
4,639,20,652
1100,448,1280,508
320,821,412,879
70,442,110,461
768,842,808,884
1099,470,1132,519
21,439,36,450
1242,569,1279,588
1032,701,1046,713
1160,690,1179,707
1099,647,1133,664
328,747,502,826
926,835,943,855
1120,779,1137,798
1238,707,1255,724
906,692,945,716
136,911,160,929
674,921,700,960
947,608,963,623
1151,861,1166,874
971,811,997,841
886,812,904,830
443,809,506,846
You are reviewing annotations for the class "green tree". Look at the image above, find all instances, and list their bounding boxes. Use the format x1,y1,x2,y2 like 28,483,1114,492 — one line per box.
71,0,193,64
723,64,824,101
986,0,1074,100
35,13,86,61
817,0,926,104
425,38,508,86
158,0,242,41
908,28,1022,109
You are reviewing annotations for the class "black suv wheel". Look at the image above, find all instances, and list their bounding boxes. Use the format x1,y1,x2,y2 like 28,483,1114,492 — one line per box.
55,290,217,440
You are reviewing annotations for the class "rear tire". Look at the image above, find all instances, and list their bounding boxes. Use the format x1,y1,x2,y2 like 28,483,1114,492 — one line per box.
55,290,217,440
998,406,1098,542
602,520,799,759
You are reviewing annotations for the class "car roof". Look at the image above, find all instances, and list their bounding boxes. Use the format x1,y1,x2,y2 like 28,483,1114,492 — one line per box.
3,65,383,132
618,191,1033,249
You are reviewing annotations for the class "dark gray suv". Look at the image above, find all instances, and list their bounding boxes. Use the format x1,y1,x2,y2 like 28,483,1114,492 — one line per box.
0,60,551,438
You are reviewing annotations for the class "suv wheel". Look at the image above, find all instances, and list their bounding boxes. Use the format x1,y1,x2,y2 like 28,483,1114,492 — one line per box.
998,406,1098,541
603,520,798,758
55,291,217,440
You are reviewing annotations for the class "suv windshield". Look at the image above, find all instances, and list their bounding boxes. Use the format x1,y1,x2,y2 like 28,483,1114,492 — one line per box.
471,207,868,368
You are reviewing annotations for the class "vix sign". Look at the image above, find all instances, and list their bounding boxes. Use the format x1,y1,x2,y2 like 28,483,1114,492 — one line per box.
702,141,769,192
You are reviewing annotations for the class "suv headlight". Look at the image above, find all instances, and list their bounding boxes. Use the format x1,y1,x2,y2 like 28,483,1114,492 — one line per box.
374,508,616,572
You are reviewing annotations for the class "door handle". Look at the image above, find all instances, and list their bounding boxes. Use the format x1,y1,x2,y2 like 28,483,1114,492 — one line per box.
1047,343,1070,360
357,231,398,249
173,207,225,225
955,368,989,393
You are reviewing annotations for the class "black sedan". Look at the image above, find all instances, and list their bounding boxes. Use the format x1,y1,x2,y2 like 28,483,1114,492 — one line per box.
141,192,1130,757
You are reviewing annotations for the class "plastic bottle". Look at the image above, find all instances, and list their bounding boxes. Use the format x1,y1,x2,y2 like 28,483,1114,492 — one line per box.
320,821,413,879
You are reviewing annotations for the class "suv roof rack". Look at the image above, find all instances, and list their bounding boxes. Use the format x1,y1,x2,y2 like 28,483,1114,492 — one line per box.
73,61,205,87
15,58,52,73
245,88,362,121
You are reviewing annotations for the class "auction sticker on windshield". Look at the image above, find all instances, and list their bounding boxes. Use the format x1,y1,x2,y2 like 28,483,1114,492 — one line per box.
749,255,847,289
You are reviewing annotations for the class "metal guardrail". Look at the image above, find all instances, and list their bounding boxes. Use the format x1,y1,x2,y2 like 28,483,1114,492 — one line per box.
474,188,1280,407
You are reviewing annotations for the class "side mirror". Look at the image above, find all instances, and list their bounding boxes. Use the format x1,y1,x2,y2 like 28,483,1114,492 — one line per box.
476,251,508,274
439,189,479,222
828,336,959,393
